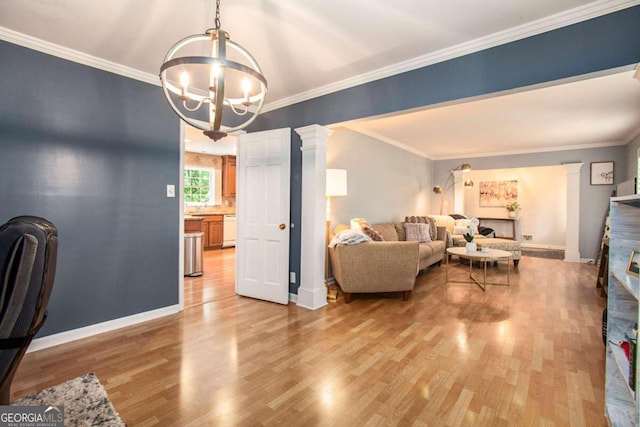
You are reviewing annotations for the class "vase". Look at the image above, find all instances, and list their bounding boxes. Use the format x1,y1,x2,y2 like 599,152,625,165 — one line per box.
466,242,477,252
508,211,517,218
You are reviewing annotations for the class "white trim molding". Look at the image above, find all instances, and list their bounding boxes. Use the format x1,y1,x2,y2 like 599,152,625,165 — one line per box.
0,26,159,86
296,124,333,310
28,305,180,353
2,1,637,111
563,163,584,262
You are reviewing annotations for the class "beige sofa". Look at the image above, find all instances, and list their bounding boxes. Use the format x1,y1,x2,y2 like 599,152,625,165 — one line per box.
329,222,446,302
372,223,447,271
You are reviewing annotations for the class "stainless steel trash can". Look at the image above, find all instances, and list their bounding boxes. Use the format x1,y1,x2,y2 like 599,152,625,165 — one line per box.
184,232,204,277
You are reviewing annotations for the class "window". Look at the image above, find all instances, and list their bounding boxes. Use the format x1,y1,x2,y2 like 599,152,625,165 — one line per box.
184,167,215,205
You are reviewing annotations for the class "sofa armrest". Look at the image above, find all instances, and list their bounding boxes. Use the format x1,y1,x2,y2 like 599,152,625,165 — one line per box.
329,241,419,294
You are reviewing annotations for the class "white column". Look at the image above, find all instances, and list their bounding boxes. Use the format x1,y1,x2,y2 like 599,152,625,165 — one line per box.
563,163,583,262
295,124,333,310
452,170,465,215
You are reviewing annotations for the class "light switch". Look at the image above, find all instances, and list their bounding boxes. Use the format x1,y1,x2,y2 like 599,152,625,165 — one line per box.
166,185,175,198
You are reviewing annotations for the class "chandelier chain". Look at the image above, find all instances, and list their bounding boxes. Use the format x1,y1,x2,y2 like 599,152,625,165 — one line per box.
215,0,221,29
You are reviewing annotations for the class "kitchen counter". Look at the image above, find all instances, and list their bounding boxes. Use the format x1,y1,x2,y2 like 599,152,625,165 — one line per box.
184,216,204,220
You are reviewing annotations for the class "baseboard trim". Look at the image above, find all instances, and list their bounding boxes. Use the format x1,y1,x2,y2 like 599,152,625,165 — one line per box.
28,304,180,353
521,243,565,250
289,293,298,303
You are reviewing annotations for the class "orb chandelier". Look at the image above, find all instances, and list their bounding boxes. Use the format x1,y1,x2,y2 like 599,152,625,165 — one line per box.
159,0,268,141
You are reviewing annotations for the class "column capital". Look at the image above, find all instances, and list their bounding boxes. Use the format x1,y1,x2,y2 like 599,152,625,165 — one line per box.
562,162,584,175
295,124,334,150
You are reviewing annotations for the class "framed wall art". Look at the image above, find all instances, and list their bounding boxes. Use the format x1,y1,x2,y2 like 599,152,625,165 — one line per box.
479,180,518,207
590,161,614,185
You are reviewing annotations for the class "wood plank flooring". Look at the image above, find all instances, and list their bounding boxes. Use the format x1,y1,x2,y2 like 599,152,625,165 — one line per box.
12,256,607,426
184,248,236,308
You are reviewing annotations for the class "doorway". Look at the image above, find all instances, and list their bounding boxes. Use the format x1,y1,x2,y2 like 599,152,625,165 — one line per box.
184,248,236,307
181,124,238,309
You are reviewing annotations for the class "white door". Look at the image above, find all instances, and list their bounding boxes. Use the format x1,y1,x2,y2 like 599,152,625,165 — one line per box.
236,128,291,304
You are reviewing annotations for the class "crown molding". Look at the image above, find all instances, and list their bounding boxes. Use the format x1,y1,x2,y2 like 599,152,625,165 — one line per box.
0,26,159,86
432,140,627,161
0,1,637,105
263,0,640,113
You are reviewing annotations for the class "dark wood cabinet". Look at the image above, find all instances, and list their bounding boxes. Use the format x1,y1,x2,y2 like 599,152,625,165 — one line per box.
222,155,236,197
184,218,203,233
200,215,223,249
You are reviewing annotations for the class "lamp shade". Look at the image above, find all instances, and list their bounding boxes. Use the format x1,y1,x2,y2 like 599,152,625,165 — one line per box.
326,169,347,197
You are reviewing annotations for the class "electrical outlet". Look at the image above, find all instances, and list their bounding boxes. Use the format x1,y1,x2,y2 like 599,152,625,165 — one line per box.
166,185,175,198
290,272,296,283
523,235,533,240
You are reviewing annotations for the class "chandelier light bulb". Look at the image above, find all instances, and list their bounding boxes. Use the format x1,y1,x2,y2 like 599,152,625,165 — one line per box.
180,71,190,89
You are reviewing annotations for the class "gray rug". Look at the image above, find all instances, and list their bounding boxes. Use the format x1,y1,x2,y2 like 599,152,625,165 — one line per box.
12,372,125,426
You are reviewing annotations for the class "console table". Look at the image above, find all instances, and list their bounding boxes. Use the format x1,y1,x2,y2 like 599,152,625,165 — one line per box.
477,217,517,240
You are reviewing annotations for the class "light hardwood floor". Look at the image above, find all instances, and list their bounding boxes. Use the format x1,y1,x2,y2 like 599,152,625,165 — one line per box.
184,248,236,308
12,256,606,426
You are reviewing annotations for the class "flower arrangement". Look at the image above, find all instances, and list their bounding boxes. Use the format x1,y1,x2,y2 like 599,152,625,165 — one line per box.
463,218,479,242
505,202,521,212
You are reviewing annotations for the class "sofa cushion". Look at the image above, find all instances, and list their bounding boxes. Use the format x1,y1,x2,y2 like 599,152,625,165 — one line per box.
418,243,434,258
404,223,431,243
362,225,384,241
428,240,446,254
372,223,399,241
394,223,406,241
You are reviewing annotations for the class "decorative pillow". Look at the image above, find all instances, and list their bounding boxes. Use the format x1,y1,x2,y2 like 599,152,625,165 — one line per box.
404,216,437,241
453,225,471,235
404,223,431,243
454,219,479,234
424,216,437,241
445,230,454,248
362,225,385,241
449,214,467,220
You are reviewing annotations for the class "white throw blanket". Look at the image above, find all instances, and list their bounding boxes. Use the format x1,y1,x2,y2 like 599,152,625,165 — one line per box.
328,230,372,248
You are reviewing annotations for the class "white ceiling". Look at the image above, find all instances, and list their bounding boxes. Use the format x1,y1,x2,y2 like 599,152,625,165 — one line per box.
1,0,638,157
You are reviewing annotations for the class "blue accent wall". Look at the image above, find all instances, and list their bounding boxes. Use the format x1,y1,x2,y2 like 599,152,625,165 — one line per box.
0,40,181,336
248,6,640,291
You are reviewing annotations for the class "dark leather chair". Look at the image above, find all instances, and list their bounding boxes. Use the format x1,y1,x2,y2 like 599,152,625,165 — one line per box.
0,216,58,404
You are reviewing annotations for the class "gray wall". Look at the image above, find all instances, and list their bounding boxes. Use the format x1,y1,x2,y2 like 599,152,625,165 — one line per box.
327,128,432,226
0,41,181,336
432,145,626,260
626,134,640,182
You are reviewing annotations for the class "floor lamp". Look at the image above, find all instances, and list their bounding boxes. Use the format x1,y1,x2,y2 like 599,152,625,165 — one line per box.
432,163,474,215
326,169,347,299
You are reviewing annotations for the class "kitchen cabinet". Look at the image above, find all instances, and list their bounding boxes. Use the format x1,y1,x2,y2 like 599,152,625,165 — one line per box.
199,215,223,249
605,195,640,426
184,218,203,233
222,155,236,197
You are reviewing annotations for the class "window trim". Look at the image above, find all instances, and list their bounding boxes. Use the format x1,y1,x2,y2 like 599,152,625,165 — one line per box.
184,166,215,206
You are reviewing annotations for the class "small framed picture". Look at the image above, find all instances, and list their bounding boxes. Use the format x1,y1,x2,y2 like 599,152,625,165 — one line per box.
591,161,614,185
627,249,640,277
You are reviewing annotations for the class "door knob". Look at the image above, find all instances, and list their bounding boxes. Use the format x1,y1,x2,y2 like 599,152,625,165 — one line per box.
279,223,286,230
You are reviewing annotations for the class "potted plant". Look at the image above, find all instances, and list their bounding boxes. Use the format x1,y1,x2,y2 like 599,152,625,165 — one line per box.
464,229,476,252
506,202,521,218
